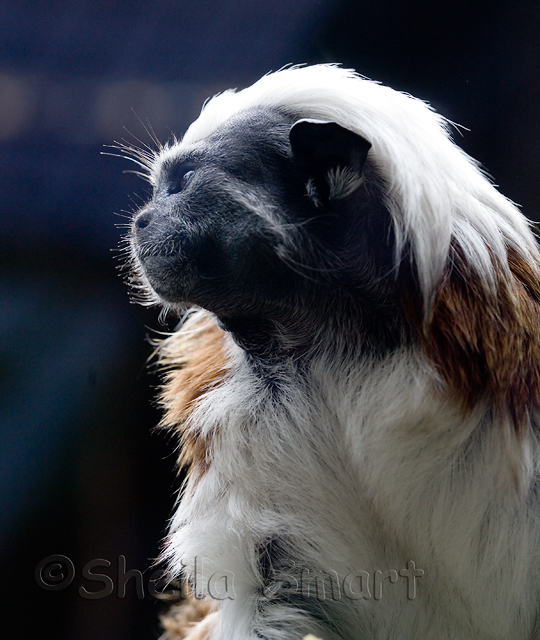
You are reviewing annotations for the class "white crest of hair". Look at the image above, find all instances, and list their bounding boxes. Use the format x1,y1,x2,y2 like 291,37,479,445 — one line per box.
154,64,539,308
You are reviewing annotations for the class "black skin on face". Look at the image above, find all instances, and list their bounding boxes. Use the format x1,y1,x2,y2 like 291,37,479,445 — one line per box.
132,108,409,357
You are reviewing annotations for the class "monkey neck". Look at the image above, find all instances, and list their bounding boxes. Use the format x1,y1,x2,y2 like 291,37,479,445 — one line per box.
216,290,410,370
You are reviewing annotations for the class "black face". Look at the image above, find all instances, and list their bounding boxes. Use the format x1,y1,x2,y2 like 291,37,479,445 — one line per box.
132,110,303,316
131,107,401,347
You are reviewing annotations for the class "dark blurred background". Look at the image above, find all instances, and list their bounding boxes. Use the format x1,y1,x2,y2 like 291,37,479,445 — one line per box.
1,0,539,638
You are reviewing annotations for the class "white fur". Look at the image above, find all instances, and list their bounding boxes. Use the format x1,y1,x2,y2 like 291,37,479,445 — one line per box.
164,327,540,639
149,66,540,639
152,65,538,310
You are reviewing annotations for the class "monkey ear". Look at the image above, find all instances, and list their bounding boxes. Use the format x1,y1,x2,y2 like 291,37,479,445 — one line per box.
289,119,372,202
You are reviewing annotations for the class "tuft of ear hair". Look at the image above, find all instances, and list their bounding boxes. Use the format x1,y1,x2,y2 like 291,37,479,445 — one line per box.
289,119,371,203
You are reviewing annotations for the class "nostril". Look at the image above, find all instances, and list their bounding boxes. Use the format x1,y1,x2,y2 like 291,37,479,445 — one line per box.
134,209,154,230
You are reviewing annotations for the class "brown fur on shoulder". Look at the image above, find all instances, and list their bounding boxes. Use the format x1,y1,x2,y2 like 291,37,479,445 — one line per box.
419,242,540,430
158,311,231,479
160,593,219,640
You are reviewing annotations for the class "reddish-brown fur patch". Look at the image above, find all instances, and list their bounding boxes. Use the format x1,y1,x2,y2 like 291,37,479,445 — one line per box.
415,242,540,431
159,313,230,479
160,592,219,640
